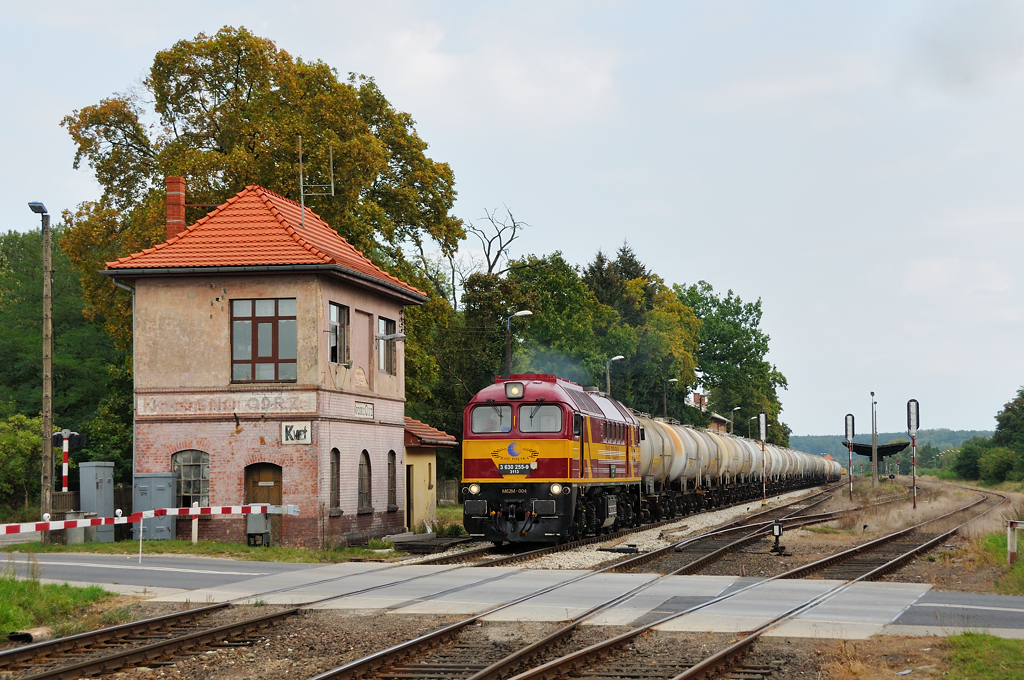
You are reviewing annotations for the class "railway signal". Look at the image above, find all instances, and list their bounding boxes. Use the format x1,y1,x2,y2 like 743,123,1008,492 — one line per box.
759,412,767,505
845,414,854,500
908,399,919,509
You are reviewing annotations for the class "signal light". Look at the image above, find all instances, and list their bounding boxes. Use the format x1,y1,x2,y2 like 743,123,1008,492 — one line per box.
505,382,524,399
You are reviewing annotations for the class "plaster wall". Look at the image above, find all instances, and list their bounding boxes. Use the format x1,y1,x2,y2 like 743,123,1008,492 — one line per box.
405,447,438,530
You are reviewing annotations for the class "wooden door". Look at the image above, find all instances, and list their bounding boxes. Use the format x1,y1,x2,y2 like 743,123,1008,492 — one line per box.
245,463,283,545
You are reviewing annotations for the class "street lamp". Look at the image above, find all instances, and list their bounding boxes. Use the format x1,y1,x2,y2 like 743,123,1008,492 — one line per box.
605,355,624,395
505,310,532,378
748,415,757,439
729,406,741,434
663,378,678,418
29,202,52,543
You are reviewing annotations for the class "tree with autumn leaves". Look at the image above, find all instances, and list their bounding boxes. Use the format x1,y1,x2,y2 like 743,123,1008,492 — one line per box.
61,26,462,404
47,26,793,487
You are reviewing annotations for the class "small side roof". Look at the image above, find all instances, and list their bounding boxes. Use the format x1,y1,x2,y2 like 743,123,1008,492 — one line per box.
103,185,426,303
405,416,457,448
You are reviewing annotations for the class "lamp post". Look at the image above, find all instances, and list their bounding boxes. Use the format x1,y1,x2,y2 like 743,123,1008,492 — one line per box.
729,406,741,434
29,202,52,542
605,355,624,395
663,378,678,418
505,310,532,378
748,415,757,439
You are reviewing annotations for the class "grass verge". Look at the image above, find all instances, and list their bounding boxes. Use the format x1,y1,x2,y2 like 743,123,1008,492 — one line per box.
0,538,401,563
945,632,1024,679
0,557,113,635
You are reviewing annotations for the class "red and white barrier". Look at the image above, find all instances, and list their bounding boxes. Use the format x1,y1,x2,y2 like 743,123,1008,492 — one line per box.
0,504,300,536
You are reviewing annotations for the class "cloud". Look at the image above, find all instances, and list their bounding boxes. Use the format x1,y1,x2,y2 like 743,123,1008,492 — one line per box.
696,57,880,113
899,257,1013,296
907,0,1024,92
308,6,621,133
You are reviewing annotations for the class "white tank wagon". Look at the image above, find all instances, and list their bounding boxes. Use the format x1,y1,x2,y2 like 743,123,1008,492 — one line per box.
635,415,841,518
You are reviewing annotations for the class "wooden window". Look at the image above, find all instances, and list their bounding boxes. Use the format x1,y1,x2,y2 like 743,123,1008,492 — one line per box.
358,451,372,511
330,448,340,509
231,298,297,382
388,451,397,509
378,317,396,374
329,302,349,365
171,449,209,508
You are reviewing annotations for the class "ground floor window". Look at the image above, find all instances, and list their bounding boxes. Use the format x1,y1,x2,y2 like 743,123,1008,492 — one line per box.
330,448,341,508
388,451,397,509
358,451,372,511
171,449,209,508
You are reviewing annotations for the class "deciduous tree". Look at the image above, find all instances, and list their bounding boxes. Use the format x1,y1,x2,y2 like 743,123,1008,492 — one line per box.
61,27,463,403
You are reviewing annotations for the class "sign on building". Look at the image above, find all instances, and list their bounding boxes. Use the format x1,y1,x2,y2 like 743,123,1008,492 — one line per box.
354,402,374,419
281,421,312,445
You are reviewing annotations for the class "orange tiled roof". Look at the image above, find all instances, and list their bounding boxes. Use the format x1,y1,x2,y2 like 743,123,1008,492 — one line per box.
105,185,425,299
405,416,457,447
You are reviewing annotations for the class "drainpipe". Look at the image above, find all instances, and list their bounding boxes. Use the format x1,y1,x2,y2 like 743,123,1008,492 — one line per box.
113,280,136,481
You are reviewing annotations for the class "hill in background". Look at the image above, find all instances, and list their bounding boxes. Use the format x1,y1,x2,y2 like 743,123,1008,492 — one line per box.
789,429,992,457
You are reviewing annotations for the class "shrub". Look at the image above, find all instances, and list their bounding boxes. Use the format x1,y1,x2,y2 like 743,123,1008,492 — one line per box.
978,447,1019,485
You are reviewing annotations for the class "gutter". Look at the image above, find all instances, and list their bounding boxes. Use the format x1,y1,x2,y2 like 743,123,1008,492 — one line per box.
100,263,427,304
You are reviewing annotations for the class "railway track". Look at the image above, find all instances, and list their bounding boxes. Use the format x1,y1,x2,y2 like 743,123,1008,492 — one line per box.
1,605,296,680
0,483,896,680
417,483,843,568
305,483,1004,680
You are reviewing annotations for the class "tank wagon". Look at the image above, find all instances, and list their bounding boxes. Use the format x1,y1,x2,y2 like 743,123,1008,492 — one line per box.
461,375,841,544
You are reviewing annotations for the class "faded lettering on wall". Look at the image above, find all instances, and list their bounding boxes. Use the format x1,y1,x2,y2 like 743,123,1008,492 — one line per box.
138,392,317,417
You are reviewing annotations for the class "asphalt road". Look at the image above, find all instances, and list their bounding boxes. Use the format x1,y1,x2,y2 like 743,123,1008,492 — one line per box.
5,551,316,591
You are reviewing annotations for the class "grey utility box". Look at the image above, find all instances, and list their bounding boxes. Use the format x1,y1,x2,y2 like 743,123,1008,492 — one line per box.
246,504,271,546
79,462,114,543
133,473,177,541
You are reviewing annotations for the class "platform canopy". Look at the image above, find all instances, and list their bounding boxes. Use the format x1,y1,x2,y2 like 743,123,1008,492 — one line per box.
845,441,909,459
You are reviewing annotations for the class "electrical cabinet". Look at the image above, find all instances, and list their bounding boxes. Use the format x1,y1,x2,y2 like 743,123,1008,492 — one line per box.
133,473,176,541
79,462,114,543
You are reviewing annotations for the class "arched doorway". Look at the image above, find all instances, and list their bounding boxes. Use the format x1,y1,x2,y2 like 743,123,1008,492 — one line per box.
245,463,283,544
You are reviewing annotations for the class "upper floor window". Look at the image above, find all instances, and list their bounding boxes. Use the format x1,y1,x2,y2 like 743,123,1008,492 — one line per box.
231,298,297,382
329,302,350,365
378,317,396,374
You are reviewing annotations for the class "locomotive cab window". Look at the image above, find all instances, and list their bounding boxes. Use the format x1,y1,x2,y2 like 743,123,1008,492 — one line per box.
518,404,563,433
471,405,512,433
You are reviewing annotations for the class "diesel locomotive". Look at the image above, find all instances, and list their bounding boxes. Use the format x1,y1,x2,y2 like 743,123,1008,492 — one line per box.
461,374,841,544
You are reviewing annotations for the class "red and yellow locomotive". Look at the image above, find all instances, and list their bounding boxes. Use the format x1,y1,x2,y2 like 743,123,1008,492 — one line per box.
461,374,644,544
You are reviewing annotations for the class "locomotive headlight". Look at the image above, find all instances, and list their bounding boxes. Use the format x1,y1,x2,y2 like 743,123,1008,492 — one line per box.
469,484,481,495
550,484,562,495
505,382,524,399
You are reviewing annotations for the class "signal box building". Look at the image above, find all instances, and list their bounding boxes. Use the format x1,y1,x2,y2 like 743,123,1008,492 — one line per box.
103,178,427,545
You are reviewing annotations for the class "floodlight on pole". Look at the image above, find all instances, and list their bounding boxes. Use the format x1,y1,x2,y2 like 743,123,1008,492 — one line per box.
505,310,532,378
663,378,678,418
605,355,624,395
29,201,52,543
729,405,741,434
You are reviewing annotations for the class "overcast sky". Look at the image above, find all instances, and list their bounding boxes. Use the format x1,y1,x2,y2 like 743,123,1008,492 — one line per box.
2,1,1022,436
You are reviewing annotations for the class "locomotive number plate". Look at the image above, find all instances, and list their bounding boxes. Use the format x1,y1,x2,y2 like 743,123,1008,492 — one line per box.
498,463,532,475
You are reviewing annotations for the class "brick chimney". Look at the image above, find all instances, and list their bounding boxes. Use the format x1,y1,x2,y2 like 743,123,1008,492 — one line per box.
165,176,186,241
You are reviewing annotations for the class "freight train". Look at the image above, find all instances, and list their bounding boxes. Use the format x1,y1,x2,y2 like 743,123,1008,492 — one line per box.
461,374,841,544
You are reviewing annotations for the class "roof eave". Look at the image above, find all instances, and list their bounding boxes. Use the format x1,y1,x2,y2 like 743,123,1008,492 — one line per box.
102,263,427,305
